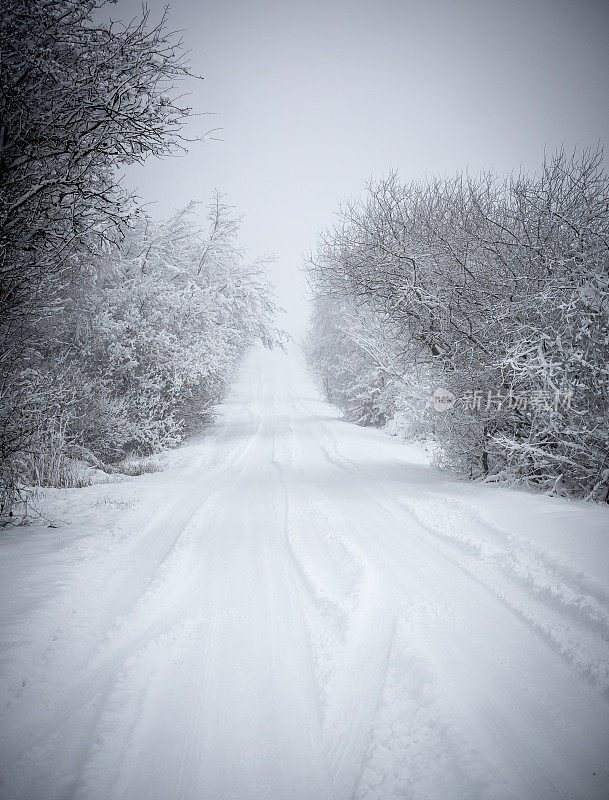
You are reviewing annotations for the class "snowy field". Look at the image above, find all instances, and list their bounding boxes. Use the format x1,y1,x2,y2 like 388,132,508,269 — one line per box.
1,345,608,800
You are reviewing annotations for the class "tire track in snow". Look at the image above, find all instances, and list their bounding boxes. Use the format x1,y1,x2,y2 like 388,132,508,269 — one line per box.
273,393,399,799
303,402,609,698
290,392,609,798
398,495,609,698
322,552,396,800
0,384,266,776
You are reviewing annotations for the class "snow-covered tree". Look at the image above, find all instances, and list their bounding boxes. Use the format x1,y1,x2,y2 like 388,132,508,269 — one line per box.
306,149,609,500
0,2,282,517
13,198,281,490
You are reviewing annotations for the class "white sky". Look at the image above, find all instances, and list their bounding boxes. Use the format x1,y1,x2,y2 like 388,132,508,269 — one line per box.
114,0,609,336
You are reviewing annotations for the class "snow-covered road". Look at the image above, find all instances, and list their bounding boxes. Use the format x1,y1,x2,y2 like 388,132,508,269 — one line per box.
1,347,609,800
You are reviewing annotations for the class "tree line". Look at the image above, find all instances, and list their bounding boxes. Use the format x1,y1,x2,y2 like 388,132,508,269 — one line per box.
0,1,280,518
305,149,609,501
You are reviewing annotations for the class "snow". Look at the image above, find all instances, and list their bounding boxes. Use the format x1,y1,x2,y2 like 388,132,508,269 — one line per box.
1,345,608,800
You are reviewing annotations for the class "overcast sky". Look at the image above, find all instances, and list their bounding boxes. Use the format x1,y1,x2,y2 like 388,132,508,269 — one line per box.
114,0,609,336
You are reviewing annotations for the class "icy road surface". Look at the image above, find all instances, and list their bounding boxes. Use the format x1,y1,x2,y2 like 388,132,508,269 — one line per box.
1,346,609,800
